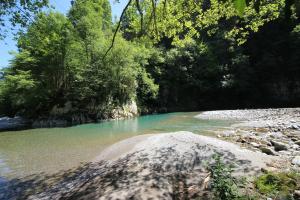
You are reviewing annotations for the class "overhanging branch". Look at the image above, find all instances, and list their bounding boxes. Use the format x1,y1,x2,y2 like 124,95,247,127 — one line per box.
102,0,133,60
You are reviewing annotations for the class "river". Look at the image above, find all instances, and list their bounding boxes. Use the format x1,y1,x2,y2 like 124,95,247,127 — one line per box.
0,112,233,179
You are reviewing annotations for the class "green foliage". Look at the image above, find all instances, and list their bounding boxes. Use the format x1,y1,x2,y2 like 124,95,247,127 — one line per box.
255,172,300,198
234,0,246,16
209,155,266,200
0,0,49,39
210,155,239,200
0,69,39,116
68,0,111,38
0,0,159,119
121,0,285,46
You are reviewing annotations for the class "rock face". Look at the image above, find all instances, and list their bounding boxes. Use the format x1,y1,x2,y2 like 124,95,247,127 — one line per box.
0,102,139,130
110,100,138,119
1,132,281,200
0,116,30,131
32,101,139,128
32,118,70,128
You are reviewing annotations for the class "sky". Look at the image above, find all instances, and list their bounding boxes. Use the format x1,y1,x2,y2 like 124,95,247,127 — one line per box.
0,0,127,69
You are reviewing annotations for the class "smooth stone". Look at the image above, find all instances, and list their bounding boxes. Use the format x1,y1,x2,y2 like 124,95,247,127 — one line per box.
271,141,288,151
221,130,235,137
294,190,300,198
270,132,284,139
260,147,276,155
261,167,277,173
292,156,300,166
250,142,260,148
292,125,299,130
280,151,292,156
237,137,247,143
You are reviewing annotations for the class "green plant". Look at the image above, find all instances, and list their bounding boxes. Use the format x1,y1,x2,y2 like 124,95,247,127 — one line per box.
209,155,262,200
255,172,300,198
210,155,240,200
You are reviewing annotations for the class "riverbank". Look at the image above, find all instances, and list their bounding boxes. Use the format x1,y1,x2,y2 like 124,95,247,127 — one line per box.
0,101,139,131
196,108,300,169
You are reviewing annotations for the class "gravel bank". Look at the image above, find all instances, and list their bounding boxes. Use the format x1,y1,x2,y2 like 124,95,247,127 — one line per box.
196,108,300,169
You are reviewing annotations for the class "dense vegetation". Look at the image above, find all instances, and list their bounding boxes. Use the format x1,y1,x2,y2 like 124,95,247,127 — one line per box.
0,0,299,122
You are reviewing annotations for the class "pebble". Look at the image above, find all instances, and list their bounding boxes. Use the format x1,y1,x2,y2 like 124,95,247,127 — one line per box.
292,125,299,130
261,167,277,173
292,156,300,166
294,190,300,198
270,141,288,151
260,147,276,155
221,130,235,137
250,142,260,148
270,132,284,139
280,151,292,156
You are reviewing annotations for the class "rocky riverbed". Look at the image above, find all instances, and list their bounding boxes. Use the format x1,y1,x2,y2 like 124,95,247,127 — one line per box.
196,108,300,171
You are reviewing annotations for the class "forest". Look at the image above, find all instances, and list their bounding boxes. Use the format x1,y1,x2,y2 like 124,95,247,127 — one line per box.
0,0,299,122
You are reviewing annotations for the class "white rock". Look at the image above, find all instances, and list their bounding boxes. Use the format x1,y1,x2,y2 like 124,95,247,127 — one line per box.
292,124,299,130
292,156,300,166
250,142,260,148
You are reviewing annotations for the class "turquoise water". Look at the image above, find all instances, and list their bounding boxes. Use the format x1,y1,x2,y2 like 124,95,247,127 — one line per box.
0,112,233,178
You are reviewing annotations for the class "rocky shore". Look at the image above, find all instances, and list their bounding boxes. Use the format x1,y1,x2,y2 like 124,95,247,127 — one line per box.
196,108,300,170
0,116,31,131
0,101,139,131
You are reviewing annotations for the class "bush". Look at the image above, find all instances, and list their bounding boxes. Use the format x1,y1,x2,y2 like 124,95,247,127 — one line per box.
209,155,263,200
255,172,300,199
210,155,240,200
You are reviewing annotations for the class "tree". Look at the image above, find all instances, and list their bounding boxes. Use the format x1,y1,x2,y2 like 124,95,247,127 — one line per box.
0,69,38,116
105,0,286,57
1,12,74,117
0,0,48,39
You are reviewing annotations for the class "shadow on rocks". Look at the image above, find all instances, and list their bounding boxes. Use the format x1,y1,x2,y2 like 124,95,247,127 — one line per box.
0,145,259,200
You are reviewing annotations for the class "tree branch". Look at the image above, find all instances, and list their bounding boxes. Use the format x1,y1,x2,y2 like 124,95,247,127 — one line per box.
135,0,144,36
151,0,158,37
102,0,133,60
